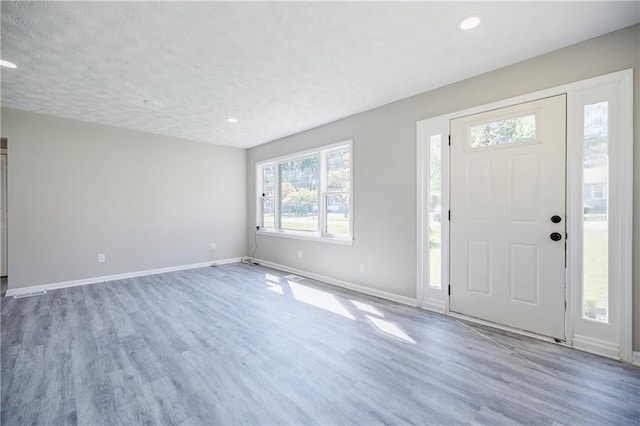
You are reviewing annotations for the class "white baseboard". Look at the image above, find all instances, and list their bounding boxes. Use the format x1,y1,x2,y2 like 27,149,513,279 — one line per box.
633,351,640,367
572,334,621,360
255,259,418,307
5,257,243,297
420,297,446,314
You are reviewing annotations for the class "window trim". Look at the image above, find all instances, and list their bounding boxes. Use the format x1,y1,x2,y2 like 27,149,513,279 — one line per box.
256,140,353,244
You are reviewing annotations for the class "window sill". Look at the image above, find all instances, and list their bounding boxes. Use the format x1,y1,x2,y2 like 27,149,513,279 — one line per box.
256,229,354,246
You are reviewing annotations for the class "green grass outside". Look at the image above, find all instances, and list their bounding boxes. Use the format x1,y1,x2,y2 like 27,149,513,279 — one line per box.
583,226,608,319
326,213,350,235
428,226,442,287
281,215,317,231
263,214,274,229
263,213,349,235
585,213,607,221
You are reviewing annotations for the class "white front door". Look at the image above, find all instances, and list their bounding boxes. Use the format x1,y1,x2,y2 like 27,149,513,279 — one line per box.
450,95,566,340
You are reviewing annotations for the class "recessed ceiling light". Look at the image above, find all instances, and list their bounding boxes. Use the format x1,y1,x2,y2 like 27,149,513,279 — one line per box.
227,118,238,123
0,59,18,69
459,16,481,30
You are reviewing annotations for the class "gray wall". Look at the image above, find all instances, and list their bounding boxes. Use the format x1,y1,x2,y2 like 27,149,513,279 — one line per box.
247,25,640,348
1,108,247,289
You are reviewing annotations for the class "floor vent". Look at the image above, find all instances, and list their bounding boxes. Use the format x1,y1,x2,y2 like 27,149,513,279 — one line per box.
283,274,304,281
14,290,47,299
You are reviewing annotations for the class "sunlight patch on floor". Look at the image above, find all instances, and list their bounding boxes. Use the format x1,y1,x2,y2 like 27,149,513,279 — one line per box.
350,300,384,317
264,274,284,294
267,283,284,294
289,281,355,320
265,273,281,283
366,315,415,344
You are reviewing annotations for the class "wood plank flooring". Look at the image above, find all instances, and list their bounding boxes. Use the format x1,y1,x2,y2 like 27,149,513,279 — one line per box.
2,263,639,425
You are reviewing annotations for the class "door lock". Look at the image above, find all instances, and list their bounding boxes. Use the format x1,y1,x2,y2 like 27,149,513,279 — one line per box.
551,215,562,223
550,232,562,241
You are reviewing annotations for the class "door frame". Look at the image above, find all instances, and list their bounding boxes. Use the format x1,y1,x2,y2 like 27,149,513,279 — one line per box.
416,69,633,362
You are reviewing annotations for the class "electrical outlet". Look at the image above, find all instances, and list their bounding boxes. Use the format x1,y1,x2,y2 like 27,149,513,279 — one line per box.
211,243,217,250
298,250,303,259
359,264,365,273
97,253,106,263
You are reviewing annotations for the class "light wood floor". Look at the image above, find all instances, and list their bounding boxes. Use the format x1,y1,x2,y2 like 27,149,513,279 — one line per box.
2,263,639,425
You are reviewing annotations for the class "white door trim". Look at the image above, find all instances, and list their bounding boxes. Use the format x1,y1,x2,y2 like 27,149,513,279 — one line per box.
416,69,633,362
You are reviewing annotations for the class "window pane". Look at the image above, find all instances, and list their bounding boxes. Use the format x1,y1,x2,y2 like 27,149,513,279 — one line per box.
262,165,274,196
325,193,349,236
583,102,608,322
262,197,274,229
327,149,350,192
428,135,442,288
470,114,536,148
326,148,350,237
279,157,318,232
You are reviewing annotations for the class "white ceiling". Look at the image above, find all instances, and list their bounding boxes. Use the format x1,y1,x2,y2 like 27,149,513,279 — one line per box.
1,2,639,149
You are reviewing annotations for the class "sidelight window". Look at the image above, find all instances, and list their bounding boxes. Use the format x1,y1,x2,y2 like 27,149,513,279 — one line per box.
428,135,442,289
582,101,609,322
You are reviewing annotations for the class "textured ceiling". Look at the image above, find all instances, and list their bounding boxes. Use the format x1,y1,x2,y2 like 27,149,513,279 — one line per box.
1,2,639,148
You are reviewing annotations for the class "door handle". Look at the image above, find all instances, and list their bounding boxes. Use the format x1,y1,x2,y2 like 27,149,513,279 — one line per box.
550,232,562,241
